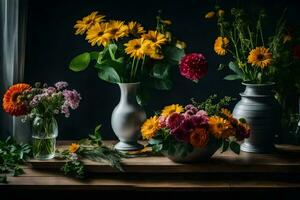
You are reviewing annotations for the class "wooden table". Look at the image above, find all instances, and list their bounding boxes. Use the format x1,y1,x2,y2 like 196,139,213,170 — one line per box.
1,141,300,197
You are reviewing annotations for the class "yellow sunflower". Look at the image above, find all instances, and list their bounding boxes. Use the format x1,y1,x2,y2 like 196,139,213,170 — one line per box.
161,104,184,118
74,11,105,35
86,23,111,46
141,116,160,140
205,11,215,19
69,143,80,153
107,20,128,41
142,30,167,47
124,38,151,59
143,41,164,60
127,21,145,35
208,116,232,139
214,36,229,56
247,47,272,69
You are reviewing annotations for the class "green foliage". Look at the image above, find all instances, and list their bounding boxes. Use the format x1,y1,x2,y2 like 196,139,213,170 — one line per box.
61,159,85,179
0,137,32,183
149,129,193,158
69,52,91,72
59,124,124,179
191,95,234,116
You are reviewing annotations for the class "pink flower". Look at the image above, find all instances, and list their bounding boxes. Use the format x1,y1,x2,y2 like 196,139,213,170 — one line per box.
166,112,184,130
179,53,208,81
158,116,167,128
172,126,191,143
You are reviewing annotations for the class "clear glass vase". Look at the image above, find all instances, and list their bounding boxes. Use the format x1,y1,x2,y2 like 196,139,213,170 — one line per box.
32,115,58,160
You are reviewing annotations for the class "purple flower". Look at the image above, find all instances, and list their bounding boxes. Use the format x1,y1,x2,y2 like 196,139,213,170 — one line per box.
61,102,70,118
166,112,184,130
55,81,69,90
45,87,56,94
63,89,81,110
190,115,208,128
184,104,198,114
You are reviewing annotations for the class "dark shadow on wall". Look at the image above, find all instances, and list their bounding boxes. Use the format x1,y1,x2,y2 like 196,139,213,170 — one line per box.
23,0,300,139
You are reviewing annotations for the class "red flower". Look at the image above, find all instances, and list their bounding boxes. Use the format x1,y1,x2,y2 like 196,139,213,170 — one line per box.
179,53,208,81
2,83,31,116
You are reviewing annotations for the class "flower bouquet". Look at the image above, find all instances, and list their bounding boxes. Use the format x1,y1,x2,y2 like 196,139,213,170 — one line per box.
204,4,295,152
69,11,186,150
141,96,250,163
2,82,81,159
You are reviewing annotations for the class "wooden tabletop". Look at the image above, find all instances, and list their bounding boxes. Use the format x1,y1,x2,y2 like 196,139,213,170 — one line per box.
1,141,300,192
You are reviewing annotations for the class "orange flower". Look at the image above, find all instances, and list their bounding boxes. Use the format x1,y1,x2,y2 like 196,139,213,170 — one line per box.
69,143,80,153
2,83,31,116
190,128,209,148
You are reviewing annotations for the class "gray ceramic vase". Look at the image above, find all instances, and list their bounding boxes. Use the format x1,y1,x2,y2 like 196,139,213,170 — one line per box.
233,82,280,153
162,137,220,163
111,83,146,151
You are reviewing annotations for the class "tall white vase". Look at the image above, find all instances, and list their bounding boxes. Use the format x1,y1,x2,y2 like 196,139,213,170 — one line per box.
111,83,146,151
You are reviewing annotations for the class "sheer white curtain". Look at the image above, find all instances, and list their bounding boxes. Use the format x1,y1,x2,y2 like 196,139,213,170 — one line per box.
0,0,29,142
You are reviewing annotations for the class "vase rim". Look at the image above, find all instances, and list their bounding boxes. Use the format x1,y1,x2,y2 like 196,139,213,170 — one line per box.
242,82,275,86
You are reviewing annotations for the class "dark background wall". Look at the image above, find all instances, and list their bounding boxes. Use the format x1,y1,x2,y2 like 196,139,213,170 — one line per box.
22,0,300,140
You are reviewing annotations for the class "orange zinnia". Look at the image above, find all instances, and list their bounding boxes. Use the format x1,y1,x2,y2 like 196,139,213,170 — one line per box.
190,128,209,148
2,83,31,116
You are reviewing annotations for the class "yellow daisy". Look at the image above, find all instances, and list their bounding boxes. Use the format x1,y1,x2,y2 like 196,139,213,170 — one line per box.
107,20,128,41
86,23,111,46
161,104,184,118
124,38,152,59
69,143,80,153
214,36,230,56
143,41,164,60
142,30,167,47
208,116,232,139
247,47,272,69
205,11,215,19
127,21,145,35
141,116,160,140
74,11,105,35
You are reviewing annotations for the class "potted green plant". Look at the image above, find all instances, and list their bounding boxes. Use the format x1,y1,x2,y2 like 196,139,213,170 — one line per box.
205,6,296,152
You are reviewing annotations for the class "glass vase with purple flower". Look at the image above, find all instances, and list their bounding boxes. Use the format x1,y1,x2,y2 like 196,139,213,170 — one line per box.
27,81,81,160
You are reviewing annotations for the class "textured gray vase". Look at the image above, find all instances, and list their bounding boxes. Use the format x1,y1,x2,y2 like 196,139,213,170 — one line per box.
233,82,280,153
111,83,146,151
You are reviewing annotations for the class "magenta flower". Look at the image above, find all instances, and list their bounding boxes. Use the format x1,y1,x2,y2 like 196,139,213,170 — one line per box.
63,89,81,110
166,112,184,130
179,53,208,81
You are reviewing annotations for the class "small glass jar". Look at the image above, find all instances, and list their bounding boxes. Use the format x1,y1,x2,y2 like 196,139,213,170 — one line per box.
32,115,58,160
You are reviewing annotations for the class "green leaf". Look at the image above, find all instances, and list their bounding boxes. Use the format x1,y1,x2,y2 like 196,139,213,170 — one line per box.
69,52,91,72
136,86,150,106
224,74,242,80
164,46,185,65
221,140,230,153
228,62,243,76
230,141,240,155
94,124,102,133
152,62,171,79
149,78,172,90
90,51,100,61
